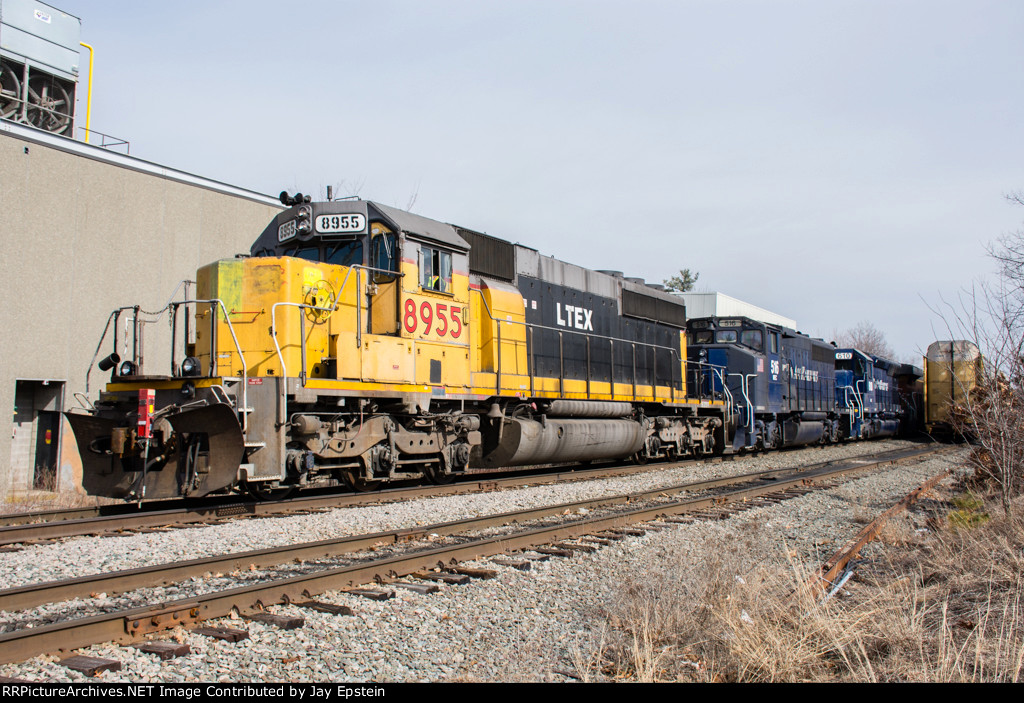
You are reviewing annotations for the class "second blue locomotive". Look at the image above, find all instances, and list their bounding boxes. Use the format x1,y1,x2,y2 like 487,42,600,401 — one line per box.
687,316,914,451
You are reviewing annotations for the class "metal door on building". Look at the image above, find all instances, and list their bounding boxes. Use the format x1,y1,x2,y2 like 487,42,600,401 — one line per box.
10,379,64,492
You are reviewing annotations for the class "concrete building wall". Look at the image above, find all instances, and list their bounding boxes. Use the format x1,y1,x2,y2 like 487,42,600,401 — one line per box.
0,124,282,498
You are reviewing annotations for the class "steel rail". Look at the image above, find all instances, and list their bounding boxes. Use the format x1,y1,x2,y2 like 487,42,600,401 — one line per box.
0,445,948,664
0,459,725,542
0,449,928,613
810,467,953,595
0,455,731,529
0,443,934,540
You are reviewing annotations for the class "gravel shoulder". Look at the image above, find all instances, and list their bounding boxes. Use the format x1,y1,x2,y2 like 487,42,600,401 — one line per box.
0,440,966,682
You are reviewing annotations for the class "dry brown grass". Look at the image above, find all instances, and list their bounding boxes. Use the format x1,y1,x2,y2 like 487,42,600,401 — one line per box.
2,489,112,514
577,498,1024,682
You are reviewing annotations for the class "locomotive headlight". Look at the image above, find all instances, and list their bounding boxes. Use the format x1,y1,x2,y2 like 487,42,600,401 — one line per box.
118,360,137,377
97,352,121,372
296,219,312,234
181,356,201,377
297,205,312,221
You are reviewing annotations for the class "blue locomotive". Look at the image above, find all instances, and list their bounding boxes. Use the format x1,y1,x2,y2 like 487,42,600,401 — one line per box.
686,316,911,449
687,316,839,450
834,349,901,440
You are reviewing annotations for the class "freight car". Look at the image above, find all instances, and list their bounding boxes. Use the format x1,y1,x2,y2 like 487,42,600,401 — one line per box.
923,339,982,436
67,197,733,501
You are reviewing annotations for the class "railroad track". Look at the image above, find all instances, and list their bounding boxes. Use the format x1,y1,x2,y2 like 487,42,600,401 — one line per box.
0,442,923,545
0,443,949,668
0,457,738,544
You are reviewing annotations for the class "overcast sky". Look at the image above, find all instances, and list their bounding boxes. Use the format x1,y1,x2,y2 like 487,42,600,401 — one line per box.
51,0,1024,361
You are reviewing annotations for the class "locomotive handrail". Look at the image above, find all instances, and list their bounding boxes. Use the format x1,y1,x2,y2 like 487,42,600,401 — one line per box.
469,288,687,402
85,281,196,394
693,361,732,410
854,380,867,416
332,263,405,349
174,298,250,432
270,301,337,383
269,262,400,380
728,373,757,438
840,384,862,419
719,368,735,420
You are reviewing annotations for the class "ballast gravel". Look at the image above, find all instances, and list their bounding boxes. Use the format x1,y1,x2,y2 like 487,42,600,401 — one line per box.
0,440,966,682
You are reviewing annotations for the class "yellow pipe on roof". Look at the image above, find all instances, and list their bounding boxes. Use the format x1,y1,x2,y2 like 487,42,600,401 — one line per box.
79,42,94,143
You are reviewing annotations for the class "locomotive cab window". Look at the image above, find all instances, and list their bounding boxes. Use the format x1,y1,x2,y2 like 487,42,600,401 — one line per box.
716,330,738,343
371,229,398,282
693,331,713,344
740,329,763,351
420,245,453,293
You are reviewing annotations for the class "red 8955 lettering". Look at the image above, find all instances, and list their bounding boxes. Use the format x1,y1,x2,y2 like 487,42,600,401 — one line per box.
403,299,463,338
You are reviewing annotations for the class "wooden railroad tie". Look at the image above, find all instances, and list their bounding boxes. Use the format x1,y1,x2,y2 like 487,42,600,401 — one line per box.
133,641,191,660
522,553,551,562
552,542,598,554
348,587,396,601
450,566,498,579
61,655,122,676
393,581,440,594
295,600,355,616
610,528,646,536
245,612,305,630
412,571,471,585
490,558,531,571
191,626,250,642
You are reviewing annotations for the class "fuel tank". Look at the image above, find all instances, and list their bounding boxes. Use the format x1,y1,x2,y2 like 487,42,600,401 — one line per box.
476,417,647,468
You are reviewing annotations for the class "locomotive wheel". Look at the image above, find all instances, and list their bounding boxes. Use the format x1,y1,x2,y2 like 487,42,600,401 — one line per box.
0,65,20,120
243,481,296,501
26,75,71,134
341,470,382,492
425,462,455,485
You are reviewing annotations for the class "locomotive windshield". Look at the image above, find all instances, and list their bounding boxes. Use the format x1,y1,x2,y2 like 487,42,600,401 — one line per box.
836,357,868,375
326,240,364,267
280,245,320,262
270,239,366,267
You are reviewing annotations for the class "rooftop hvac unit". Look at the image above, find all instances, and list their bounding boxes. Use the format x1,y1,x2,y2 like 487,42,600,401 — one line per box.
0,0,81,136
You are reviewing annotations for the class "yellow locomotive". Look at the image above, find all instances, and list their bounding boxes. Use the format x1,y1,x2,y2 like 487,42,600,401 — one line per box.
68,197,728,501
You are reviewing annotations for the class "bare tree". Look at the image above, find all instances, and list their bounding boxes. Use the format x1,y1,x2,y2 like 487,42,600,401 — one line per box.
935,194,1024,515
831,320,895,359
